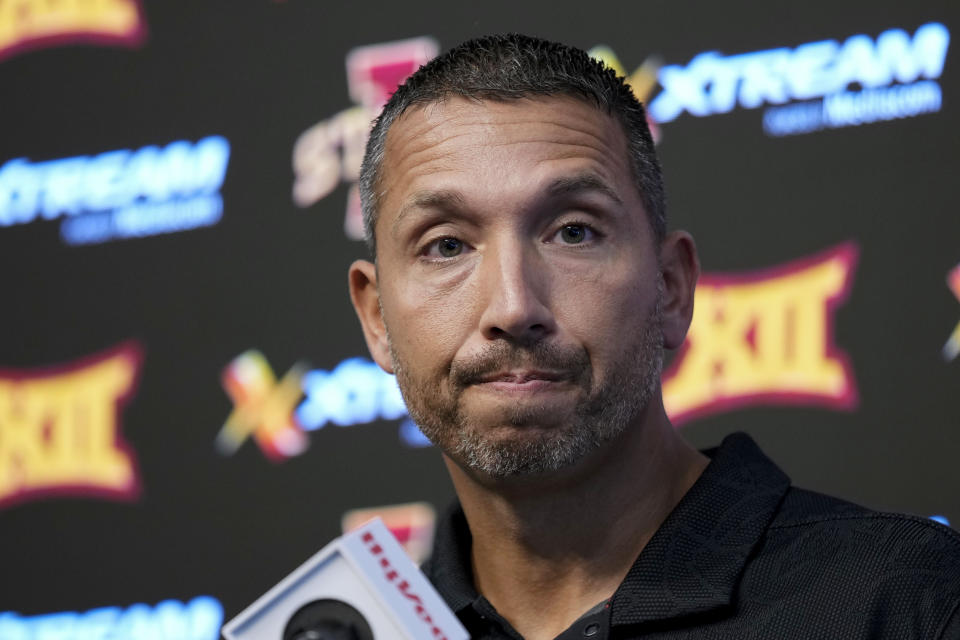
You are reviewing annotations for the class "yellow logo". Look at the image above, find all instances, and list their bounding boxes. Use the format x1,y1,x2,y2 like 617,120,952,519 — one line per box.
587,45,663,142
215,350,308,461
0,343,142,509
663,244,859,424
0,0,146,63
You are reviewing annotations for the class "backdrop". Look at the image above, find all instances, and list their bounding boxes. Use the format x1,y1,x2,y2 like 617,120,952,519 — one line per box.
1,1,957,637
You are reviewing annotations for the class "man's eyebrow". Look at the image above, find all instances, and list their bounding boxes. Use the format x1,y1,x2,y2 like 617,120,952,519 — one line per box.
393,190,466,233
546,173,624,206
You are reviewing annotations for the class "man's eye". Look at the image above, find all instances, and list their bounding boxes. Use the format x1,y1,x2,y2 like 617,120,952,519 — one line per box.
557,224,592,244
431,237,464,257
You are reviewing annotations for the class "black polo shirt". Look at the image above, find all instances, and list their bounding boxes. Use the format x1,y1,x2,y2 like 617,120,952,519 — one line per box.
423,433,960,639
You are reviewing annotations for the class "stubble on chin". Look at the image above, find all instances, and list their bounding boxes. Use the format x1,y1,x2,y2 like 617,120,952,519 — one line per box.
387,296,664,479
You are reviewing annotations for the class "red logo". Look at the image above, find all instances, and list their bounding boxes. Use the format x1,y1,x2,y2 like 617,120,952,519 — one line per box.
346,38,438,110
362,529,449,640
343,502,436,564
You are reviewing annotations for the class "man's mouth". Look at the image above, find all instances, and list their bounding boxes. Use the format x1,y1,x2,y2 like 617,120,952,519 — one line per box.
477,370,565,384
472,370,571,395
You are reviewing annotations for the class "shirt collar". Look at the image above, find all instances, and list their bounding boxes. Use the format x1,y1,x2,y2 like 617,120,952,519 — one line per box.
423,498,479,613
610,432,790,625
424,432,791,627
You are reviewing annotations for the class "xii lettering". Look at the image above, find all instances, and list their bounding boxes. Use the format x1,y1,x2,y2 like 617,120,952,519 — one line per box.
0,344,142,508
663,244,858,424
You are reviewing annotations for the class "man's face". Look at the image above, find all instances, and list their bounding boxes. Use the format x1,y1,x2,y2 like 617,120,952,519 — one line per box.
352,96,670,480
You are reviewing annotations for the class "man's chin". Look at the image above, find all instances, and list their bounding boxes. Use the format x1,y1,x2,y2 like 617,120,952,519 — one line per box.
459,393,580,430
438,419,600,480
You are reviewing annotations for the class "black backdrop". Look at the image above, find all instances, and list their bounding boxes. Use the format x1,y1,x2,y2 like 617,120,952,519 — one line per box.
1,1,958,636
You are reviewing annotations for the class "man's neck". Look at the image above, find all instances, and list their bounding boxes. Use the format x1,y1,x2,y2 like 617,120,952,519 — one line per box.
444,404,708,640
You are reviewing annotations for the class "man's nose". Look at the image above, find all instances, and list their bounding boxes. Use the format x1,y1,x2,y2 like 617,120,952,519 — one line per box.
477,242,556,343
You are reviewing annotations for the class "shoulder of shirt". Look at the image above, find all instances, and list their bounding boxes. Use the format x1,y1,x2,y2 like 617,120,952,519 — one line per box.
728,487,960,640
763,488,960,637
770,486,960,544
767,486,960,582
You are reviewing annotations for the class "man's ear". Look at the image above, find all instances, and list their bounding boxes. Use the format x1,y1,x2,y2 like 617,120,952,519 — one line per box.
659,231,700,350
348,259,394,374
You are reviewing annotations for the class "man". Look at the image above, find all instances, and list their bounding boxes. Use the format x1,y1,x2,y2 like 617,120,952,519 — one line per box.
348,34,960,640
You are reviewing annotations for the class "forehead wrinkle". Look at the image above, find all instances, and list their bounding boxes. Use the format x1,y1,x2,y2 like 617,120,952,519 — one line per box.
392,189,466,234
395,134,624,182
454,120,623,158
380,131,467,217
392,105,624,156
547,172,624,206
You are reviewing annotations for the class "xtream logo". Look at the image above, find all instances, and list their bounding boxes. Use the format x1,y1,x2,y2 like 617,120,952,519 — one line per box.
649,22,950,136
0,596,222,640
216,352,423,462
0,136,230,245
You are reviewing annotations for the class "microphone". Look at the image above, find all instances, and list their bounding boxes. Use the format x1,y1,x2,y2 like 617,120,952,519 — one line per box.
222,518,469,640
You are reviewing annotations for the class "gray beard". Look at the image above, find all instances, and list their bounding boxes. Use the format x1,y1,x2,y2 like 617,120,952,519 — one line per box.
388,294,664,479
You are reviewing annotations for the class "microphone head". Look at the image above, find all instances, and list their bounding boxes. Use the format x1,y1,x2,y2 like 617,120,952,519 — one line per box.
284,599,374,640
222,518,468,640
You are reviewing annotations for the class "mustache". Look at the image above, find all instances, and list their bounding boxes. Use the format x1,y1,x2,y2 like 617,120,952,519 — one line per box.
450,341,590,388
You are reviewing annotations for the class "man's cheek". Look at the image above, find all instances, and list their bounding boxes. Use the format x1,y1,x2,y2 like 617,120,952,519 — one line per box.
561,291,628,337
